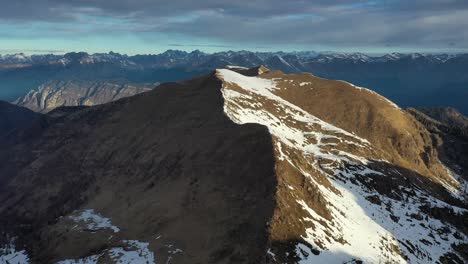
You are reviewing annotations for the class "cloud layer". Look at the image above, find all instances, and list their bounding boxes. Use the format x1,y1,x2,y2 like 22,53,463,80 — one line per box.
1,0,467,52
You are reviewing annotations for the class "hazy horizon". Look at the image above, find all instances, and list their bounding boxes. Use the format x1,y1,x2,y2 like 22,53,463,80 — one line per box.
1,48,467,57
1,1,467,55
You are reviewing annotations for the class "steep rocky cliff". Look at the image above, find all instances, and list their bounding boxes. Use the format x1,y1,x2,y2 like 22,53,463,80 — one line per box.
14,80,157,113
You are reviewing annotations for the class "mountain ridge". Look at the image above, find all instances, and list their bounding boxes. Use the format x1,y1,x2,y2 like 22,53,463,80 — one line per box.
1,50,465,68
2,50,467,115
0,100,41,138
218,66,466,263
13,80,157,113
0,66,466,263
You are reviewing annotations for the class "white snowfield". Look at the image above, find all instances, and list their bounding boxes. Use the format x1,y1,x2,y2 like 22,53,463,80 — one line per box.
0,209,156,264
217,68,467,264
57,240,154,264
70,209,120,233
59,209,156,264
225,65,249,70
0,240,30,264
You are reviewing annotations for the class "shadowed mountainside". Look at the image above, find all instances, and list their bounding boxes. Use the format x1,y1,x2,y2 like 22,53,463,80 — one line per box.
407,107,468,186
0,100,41,137
0,73,277,264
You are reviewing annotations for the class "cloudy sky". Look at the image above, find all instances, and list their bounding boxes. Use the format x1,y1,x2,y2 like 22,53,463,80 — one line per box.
0,0,467,54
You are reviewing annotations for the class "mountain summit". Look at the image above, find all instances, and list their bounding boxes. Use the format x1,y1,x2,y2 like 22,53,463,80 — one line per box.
217,66,466,263
0,67,466,263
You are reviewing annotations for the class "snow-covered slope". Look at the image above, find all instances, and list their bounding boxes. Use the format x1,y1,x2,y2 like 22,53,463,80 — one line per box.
57,209,155,264
217,67,467,263
0,239,30,264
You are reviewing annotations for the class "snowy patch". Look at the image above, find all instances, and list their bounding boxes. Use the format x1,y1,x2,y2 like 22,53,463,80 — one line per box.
57,255,100,264
440,166,465,199
267,248,277,261
225,65,248,70
0,239,30,264
57,240,154,264
295,243,318,263
0,248,29,264
108,240,155,264
70,209,120,233
164,244,184,264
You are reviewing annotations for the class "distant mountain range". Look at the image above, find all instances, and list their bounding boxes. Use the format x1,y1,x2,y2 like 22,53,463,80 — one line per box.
0,50,460,67
1,50,467,114
14,80,156,113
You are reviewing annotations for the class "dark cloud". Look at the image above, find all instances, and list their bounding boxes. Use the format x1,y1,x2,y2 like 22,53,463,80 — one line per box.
0,1,342,20
0,0,466,50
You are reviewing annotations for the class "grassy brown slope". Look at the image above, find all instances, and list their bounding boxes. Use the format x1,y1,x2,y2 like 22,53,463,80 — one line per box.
260,70,456,187
0,73,277,264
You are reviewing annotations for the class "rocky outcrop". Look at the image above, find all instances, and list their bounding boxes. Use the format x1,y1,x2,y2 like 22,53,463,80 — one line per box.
14,80,157,113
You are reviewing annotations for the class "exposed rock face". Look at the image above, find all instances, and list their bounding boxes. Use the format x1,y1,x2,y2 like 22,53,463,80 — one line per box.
0,67,466,264
14,80,156,113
